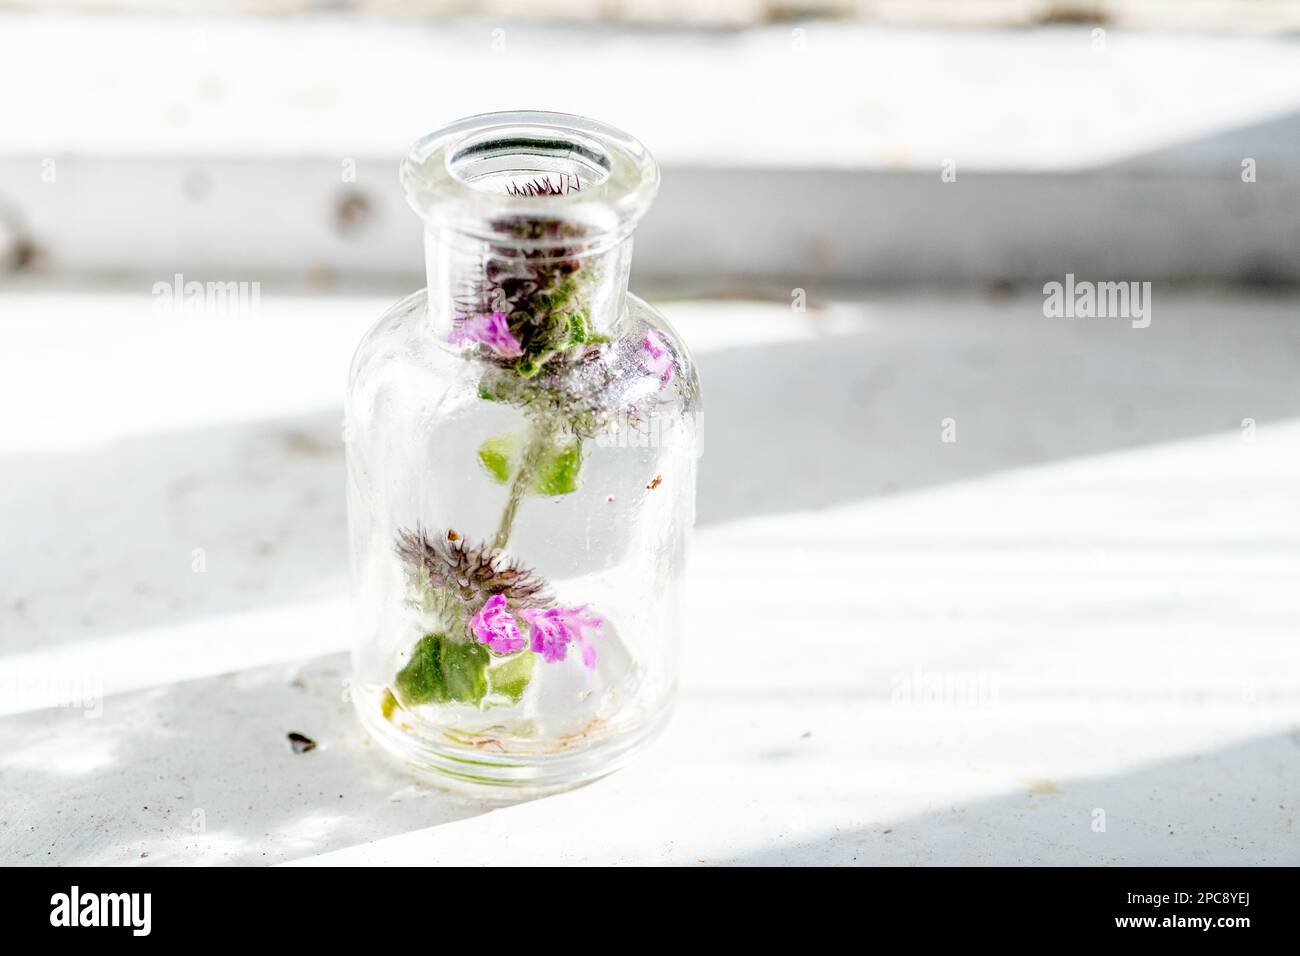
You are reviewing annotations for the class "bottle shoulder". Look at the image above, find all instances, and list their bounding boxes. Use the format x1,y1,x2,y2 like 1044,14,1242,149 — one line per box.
347,289,429,393
346,289,700,424
624,292,701,410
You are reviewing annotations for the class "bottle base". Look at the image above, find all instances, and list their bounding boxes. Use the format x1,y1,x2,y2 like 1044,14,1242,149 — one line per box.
353,685,672,798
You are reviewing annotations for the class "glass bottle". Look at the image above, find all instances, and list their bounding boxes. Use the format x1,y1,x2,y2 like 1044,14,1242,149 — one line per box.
345,112,700,793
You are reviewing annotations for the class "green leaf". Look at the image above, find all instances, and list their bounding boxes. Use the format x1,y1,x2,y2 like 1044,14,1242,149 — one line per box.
565,309,590,346
477,433,517,484
394,632,490,707
532,440,582,496
488,651,535,703
515,350,558,378
477,431,583,496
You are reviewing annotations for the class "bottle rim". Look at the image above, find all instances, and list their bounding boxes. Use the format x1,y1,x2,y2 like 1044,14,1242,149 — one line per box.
401,111,660,248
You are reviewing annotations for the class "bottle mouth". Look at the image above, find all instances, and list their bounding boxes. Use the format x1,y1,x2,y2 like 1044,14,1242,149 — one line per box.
401,111,660,250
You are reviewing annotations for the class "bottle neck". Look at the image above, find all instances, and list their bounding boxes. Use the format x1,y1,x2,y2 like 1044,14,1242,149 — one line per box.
423,218,634,347
401,112,659,356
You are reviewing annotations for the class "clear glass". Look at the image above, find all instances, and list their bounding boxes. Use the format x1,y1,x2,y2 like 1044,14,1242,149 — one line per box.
346,112,700,794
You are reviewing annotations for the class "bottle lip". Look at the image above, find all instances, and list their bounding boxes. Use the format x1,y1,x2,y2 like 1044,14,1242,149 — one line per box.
401,111,660,248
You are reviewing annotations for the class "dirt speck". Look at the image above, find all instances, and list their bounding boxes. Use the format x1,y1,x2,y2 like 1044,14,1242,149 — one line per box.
281,429,336,458
334,190,374,236
1022,777,1062,796
9,238,42,272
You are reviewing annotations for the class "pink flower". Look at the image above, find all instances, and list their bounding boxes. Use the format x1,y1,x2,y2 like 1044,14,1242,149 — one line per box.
468,593,526,654
641,330,674,386
451,311,524,358
520,605,605,671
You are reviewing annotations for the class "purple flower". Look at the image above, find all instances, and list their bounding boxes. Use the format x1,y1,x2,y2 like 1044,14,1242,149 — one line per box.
520,605,605,671
451,311,524,358
641,330,674,386
468,593,526,654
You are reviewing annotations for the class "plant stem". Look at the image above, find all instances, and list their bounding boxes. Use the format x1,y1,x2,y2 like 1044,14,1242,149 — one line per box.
493,420,552,550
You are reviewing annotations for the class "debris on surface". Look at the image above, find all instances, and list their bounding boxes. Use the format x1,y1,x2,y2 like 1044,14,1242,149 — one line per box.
287,732,317,754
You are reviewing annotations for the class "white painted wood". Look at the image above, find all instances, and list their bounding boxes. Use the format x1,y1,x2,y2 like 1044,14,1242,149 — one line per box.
2,14,1299,282
3,288,1298,865
5,14,1298,170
